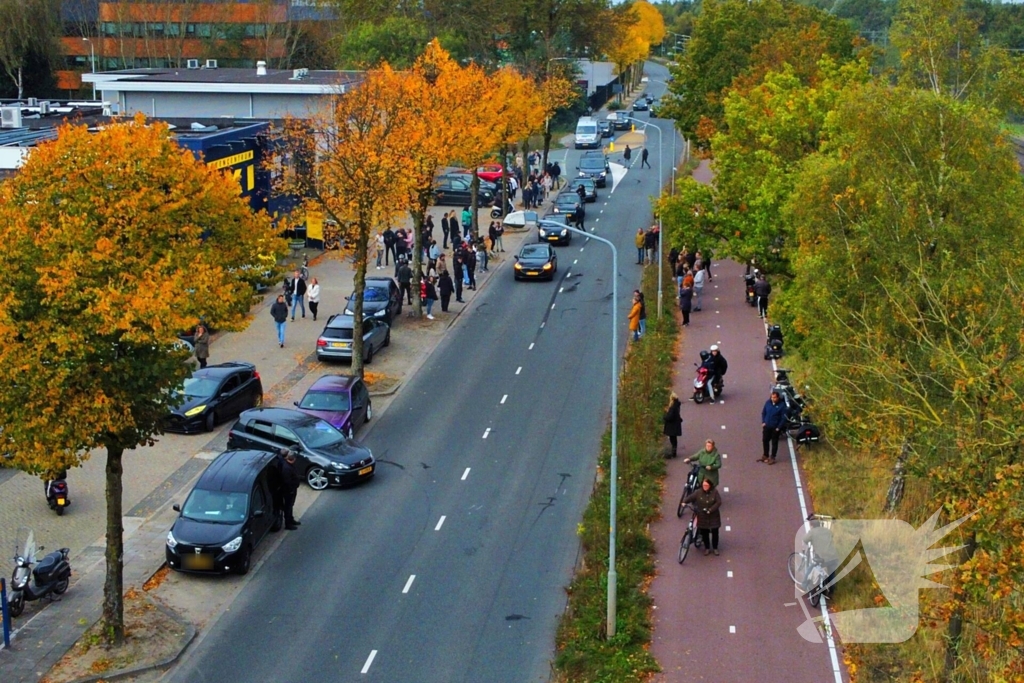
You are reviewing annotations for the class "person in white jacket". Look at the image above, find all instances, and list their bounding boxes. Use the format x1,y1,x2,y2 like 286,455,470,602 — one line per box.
307,278,321,321
693,267,706,312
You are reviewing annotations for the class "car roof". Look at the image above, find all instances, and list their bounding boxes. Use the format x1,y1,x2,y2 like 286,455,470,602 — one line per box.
364,277,396,288
325,314,356,329
195,449,278,493
307,374,360,393
193,362,255,379
238,407,320,428
521,243,552,254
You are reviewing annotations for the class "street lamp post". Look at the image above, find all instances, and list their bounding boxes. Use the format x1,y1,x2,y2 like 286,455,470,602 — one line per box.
623,115,664,318
82,38,96,100
645,77,679,196
537,219,620,638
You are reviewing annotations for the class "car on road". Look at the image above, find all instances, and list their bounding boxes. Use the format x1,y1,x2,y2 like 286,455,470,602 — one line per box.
538,213,573,245
572,177,598,202
645,93,655,104
316,314,390,364
598,120,613,138
166,362,263,434
166,449,280,575
577,155,609,187
649,100,663,118
514,243,559,279
227,407,375,490
433,177,495,206
294,375,372,438
632,99,649,112
344,277,402,325
552,192,583,217
582,149,611,173
609,111,631,130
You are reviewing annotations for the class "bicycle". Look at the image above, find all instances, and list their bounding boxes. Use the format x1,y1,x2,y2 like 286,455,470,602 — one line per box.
787,514,835,607
676,462,702,518
677,504,703,564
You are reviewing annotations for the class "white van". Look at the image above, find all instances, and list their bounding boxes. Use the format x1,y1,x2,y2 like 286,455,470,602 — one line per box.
574,116,600,149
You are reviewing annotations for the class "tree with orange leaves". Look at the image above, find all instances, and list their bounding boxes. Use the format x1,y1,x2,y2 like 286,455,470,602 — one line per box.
278,67,416,370
0,115,279,645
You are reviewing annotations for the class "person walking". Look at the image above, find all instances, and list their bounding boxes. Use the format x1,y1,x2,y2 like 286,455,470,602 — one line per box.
573,203,586,231
424,214,435,242
435,252,447,276
754,273,772,318
424,276,438,319
453,255,465,303
684,439,722,487
678,280,693,326
289,271,306,320
307,277,321,321
683,478,722,555
277,448,302,530
476,238,488,273
465,246,477,290
644,226,657,265
270,294,288,348
438,269,454,312
693,266,706,311
635,228,646,264
663,392,683,458
624,145,632,162
441,213,450,249
374,232,385,269
461,206,472,235
383,226,396,266
397,259,413,305
191,323,209,369
759,390,788,465
628,292,642,341
641,146,651,169
428,239,440,274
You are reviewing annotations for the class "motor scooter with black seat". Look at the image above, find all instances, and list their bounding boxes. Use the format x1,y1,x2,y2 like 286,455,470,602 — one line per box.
9,529,72,618
45,476,70,515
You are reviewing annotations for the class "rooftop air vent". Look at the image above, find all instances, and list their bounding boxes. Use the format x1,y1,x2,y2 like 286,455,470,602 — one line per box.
290,68,309,80
205,59,218,69
1,107,23,129
38,101,50,115
256,60,267,77
186,59,200,69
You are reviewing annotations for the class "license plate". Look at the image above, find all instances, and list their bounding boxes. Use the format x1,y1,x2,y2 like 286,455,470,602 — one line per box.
330,342,350,348
358,466,373,476
547,236,558,241
57,498,65,505
183,554,214,570
526,271,539,276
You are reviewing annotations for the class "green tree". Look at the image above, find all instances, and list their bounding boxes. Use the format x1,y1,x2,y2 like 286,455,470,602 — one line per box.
337,17,467,69
0,116,279,644
0,0,60,99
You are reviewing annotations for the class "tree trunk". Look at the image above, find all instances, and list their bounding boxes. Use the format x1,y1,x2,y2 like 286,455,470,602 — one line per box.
470,172,480,238
542,118,552,176
884,441,910,513
16,66,23,101
350,221,369,376
943,532,977,680
500,145,509,221
410,193,429,318
102,444,125,646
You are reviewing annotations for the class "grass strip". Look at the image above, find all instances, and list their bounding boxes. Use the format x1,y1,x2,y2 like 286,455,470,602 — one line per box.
554,265,677,682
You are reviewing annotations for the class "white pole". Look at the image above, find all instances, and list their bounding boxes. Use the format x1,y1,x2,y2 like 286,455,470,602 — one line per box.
625,115,664,317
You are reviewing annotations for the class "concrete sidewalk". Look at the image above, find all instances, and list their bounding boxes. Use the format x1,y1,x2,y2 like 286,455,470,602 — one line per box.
0,194,553,681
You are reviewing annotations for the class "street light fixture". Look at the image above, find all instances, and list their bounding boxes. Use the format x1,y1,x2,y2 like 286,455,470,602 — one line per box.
622,115,665,318
82,38,96,100
536,219,620,639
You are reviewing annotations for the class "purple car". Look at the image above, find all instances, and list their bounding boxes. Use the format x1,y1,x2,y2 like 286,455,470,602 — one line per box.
294,375,372,438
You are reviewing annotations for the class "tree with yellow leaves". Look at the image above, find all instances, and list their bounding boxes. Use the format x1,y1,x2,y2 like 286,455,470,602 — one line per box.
608,1,665,95
0,115,279,644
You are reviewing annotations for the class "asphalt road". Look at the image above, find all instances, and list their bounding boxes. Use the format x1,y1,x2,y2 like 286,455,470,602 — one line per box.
166,64,680,683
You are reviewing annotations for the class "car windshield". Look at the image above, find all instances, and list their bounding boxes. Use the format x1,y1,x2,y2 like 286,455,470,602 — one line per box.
299,390,351,412
556,195,577,204
181,376,220,399
181,489,248,524
577,125,597,135
521,246,550,257
294,419,348,449
580,160,604,171
355,287,388,302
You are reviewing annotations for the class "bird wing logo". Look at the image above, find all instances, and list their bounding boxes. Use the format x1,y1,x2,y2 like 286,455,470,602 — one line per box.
795,509,970,644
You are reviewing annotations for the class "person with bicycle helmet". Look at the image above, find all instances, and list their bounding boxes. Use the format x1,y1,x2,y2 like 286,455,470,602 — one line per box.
683,478,722,556
684,439,721,487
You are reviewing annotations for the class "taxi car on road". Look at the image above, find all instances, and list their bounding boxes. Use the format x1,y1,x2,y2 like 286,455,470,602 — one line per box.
514,243,559,280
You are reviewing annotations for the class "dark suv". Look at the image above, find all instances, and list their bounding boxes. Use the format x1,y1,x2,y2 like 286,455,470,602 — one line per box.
577,156,609,187
226,407,375,490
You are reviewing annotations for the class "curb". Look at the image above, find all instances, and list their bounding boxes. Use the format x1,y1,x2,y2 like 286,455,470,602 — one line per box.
66,595,196,683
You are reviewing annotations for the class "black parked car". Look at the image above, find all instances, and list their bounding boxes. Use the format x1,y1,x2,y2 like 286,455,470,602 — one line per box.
227,407,375,490
166,449,281,575
435,173,499,195
166,362,263,433
344,277,402,325
433,177,495,206
514,243,559,279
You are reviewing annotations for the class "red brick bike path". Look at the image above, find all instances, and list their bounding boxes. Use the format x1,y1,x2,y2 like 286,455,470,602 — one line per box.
647,257,848,682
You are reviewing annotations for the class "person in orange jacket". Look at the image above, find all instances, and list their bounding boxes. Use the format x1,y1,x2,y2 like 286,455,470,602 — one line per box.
628,291,643,341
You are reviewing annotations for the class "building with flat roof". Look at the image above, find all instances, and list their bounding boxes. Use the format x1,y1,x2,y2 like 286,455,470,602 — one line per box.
83,65,360,118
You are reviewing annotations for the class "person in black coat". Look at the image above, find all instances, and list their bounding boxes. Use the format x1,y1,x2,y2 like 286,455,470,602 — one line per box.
453,256,465,302
397,260,413,304
440,214,450,249
678,283,693,327
753,273,772,318
663,392,683,458
382,227,396,266
438,270,454,311
277,449,303,529
759,390,789,464
465,248,477,290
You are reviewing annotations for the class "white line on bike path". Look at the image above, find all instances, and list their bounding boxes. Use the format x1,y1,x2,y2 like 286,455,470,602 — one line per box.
769,324,844,683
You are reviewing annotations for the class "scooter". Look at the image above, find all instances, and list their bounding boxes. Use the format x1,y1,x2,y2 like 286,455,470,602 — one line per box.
692,359,724,404
490,197,515,219
9,531,71,618
45,478,70,516
765,324,784,360
745,273,757,306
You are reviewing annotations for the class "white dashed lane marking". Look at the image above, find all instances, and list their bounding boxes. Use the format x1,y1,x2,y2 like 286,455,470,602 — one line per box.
461,468,471,481
402,575,416,594
516,366,522,375
361,651,378,674
482,428,491,439
729,626,736,634
435,516,446,531
528,343,535,350
727,571,733,578
500,394,507,404
725,525,731,531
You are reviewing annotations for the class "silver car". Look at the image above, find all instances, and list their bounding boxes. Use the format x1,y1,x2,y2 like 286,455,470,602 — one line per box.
316,314,390,364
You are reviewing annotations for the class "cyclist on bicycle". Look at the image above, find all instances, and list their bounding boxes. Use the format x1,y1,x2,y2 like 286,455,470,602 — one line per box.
802,516,840,595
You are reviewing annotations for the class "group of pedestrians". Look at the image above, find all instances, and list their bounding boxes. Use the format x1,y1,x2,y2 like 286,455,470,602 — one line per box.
634,224,660,265
270,268,322,348
672,247,711,327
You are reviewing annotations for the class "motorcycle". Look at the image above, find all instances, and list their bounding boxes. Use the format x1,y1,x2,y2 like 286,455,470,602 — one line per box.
773,370,820,444
745,273,757,307
45,478,70,516
9,529,72,618
765,324,784,360
692,353,724,404
490,197,515,219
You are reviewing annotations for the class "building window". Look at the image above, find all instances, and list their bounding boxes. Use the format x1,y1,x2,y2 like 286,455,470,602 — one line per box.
166,23,181,37
196,23,212,38
245,24,267,38
101,22,117,36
